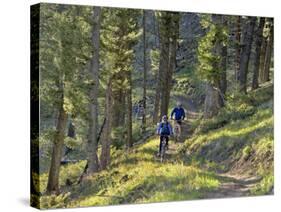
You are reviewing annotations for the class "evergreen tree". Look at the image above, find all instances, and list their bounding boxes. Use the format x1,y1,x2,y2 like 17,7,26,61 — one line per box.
198,14,228,118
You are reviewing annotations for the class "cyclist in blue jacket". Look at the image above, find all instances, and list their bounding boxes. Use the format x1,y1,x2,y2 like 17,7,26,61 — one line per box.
156,115,173,156
170,101,185,125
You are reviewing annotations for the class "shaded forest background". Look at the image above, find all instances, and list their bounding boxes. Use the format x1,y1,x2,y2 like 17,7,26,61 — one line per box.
31,3,274,208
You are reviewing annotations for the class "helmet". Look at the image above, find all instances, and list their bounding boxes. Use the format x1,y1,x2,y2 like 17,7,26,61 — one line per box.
162,115,168,121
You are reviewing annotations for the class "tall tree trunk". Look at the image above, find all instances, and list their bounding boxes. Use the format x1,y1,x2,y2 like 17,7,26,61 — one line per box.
252,17,265,90
46,102,67,193
235,16,241,81
100,80,112,170
142,10,147,134
263,19,273,82
153,17,165,123
239,17,256,93
166,13,179,109
87,7,101,174
126,70,133,148
220,16,228,100
159,13,171,118
153,71,161,123
152,12,161,124
259,26,267,83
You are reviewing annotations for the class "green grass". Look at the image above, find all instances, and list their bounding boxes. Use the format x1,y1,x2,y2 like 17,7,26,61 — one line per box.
179,82,273,187
38,137,220,208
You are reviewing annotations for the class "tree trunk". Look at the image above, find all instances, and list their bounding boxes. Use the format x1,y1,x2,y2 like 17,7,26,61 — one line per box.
153,18,165,123
46,103,67,193
87,6,101,174
159,13,171,118
252,17,265,90
220,16,228,99
126,70,133,148
259,28,267,83
142,10,147,134
204,83,220,119
239,17,256,93
235,16,241,81
153,72,161,123
166,13,179,110
263,19,273,82
100,80,112,170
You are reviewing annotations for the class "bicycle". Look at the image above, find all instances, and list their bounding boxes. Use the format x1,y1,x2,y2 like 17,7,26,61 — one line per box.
172,119,182,143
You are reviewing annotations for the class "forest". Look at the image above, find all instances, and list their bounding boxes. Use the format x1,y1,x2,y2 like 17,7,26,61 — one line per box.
31,3,274,209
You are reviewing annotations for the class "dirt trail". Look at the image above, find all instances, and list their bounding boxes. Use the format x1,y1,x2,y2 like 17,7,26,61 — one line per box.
204,174,261,198
167,94,262,198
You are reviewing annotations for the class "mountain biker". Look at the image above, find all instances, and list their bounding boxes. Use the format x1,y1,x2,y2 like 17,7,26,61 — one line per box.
170,101,185,125
156,115,173,156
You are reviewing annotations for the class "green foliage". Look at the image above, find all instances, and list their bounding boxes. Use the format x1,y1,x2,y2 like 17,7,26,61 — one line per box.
197,15,228,84
40,4,93,119
100,8,141,88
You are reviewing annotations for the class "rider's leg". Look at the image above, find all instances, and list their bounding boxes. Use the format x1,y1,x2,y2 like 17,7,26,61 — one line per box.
166,135,169,149
159,135,163,154
177,120,182,136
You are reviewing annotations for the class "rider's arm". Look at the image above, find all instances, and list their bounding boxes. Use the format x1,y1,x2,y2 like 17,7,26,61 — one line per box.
168,123,173,135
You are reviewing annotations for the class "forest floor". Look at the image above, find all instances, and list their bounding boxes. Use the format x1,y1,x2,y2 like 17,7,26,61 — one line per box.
39,83,273,209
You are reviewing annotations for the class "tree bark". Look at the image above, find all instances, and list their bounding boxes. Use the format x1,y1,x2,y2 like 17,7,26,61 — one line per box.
159,13,172,118
219,16,228,99
100,80,112,170
259,26,267,83
87,6,101,174
235,16,241,81
252,17,265,90
153,16,166,123
239,17,256,93
142,10,147,134
46,103,67,193
126,70,133,148
166,13,179,109
263,19,273,82
204,83,220,119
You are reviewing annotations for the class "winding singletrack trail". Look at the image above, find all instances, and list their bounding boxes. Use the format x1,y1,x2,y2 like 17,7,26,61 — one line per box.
166,94,263,199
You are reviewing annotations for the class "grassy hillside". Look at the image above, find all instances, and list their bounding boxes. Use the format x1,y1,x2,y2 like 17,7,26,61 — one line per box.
178,82,274,195
38,138,221,208
37,82,273,209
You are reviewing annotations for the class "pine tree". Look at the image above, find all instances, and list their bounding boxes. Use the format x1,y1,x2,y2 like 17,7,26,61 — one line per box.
198,14,228,118
252,17,265,90
40,4,93,193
